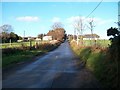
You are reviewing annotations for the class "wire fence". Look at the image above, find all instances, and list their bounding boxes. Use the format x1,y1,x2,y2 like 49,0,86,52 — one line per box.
71,39,111,48
83,39,111,47
0,41,50,49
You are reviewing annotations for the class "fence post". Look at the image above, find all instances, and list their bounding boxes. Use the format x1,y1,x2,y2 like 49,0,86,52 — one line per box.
9,39,12,47
29,40,32,50
35,41,38,49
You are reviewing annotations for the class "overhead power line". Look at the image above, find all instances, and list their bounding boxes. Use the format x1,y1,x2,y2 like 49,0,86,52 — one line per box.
86,0,103,18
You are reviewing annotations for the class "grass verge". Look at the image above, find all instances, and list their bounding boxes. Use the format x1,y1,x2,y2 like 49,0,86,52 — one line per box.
2,42,60,68
2,50,45,68
70,40,118,88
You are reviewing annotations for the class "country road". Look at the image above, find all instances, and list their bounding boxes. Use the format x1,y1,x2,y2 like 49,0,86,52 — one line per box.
2,41,100,88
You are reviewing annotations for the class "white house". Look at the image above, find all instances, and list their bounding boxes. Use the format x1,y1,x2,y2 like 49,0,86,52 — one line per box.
35,38,41,41
43,36,52,41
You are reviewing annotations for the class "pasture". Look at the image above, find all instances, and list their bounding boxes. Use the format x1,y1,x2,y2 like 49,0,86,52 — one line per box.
1,39,110,49
1,40,50,49
83,39,111,47
71,39,111,48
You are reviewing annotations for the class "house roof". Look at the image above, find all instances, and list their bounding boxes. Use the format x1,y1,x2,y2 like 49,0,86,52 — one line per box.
83,34,100,38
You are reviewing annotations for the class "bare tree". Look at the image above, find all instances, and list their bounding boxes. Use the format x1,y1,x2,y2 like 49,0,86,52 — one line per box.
0,24,13,43
0,24,13,33
72,23,77,41
87,18,96,45
51,22,63,30
73,16,85,45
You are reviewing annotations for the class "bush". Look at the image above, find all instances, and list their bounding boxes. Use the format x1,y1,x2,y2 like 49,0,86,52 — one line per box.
107,27,120,88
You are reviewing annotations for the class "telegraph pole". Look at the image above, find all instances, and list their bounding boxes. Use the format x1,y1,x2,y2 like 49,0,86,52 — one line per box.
118,1,120,30
23,30,25,40
24,30,25,38
74,28,76,40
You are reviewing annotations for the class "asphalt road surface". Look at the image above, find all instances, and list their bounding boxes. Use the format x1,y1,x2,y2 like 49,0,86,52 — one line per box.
2,41,100,88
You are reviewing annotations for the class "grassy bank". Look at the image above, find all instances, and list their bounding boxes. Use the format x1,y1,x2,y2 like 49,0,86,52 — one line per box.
70,40,118,88
2,50,45,68
2,42,60,68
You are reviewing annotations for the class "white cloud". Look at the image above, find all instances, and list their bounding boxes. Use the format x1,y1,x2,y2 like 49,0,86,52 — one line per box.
66,16,114,26
16,16,40,22
66,16,86,30
52,17,61,23
90,17,114,26
66,16,85,23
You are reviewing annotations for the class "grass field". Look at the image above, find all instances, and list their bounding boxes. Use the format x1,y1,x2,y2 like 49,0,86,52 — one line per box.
1,42,34,49
1,40,50,49
1,39,110,49
83,39,111,47
70,39,111,48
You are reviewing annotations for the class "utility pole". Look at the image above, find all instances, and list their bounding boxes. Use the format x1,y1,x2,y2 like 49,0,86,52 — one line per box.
9,39,11,46
77,32,79,45
118,1,120,30
118,21,120,30
24,30,25,38
74,28,76,40
23,30,25,41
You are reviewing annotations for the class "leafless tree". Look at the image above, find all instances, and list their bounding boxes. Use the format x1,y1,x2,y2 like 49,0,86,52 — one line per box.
48,22,66,42
87,18,96,45
73,16,85,45
0,24,13,43
51,22,63,30
0,24,13,33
